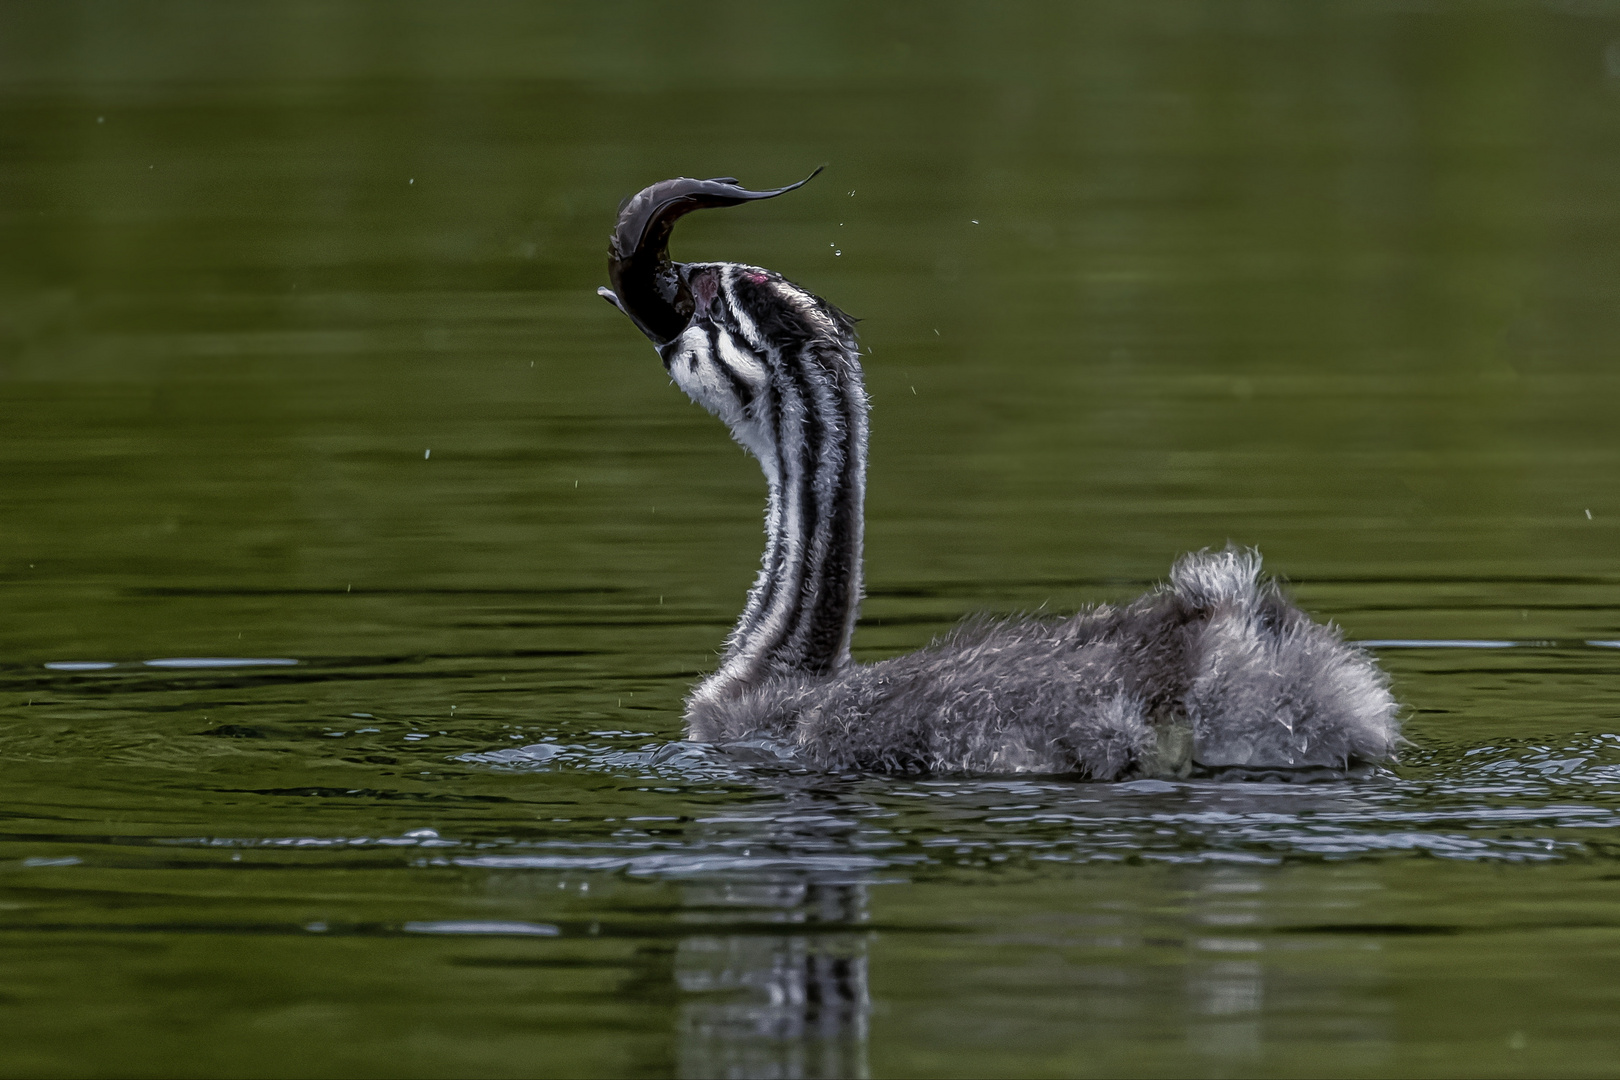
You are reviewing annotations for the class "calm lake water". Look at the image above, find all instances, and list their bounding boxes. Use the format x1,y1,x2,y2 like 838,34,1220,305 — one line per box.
4,2,1620,1076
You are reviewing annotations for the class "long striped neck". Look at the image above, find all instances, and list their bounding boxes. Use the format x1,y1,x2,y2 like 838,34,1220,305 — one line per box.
676,265,867,713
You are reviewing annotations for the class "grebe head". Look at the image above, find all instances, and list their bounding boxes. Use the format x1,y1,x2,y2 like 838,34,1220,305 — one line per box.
598,170,857,469
598,169,822,347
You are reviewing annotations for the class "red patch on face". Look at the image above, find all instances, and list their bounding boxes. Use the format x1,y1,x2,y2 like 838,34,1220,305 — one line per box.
691,268,718,310
745,271,769,284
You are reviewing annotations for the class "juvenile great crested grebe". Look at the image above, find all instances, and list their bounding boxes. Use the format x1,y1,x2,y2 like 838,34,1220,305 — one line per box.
598,171,1400,779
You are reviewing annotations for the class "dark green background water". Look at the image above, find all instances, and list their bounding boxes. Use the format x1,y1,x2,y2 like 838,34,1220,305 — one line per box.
4,2,1620,1076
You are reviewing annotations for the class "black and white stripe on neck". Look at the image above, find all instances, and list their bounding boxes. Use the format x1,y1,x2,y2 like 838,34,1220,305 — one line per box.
680,265,868,711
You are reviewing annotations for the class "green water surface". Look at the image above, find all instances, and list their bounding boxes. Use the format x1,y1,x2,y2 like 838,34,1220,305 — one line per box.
3,2,1620,1077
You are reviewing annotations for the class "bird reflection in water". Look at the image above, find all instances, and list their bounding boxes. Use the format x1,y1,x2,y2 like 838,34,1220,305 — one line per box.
675,880,871,1080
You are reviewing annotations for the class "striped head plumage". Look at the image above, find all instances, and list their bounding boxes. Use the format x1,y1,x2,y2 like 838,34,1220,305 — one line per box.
599,172,869,704
656,261,861,470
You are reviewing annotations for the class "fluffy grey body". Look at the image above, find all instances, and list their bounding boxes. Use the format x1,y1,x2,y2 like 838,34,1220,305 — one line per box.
690,548,1399,778
600,173,1401,780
